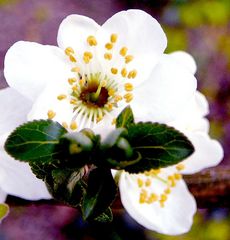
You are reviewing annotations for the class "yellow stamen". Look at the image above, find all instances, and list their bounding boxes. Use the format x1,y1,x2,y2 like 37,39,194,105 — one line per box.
147,193,158,203
110,33,118,43
111,68,118,75
69,55,77,62
57,94,67,100
139,189,147,204
104,53,112,60
112,118,116,125
168,175,176,187
108,88,116,96
121,68,127,77
65,47,74,56
174,173,182,180
128,70,137,79
96,116,103,123
124,93,133,103
125,55,134,64
83,56,90,64
124,83,133,92
145,178,151,187
114,95,123,102
107,103,113,111
87,35,97,46
71,67,80,73
105,43,113,50
176,164,185,171
84,51,93,59
62,122,68,129
164,188,171,195
120,47,128,56
68,78,77,85
72,85,78,92
47,110,56,120
70,99,77,104
70,121,78,130
137,178,144,188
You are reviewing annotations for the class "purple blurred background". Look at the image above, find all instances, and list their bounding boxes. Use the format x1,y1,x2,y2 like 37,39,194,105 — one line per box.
0,0,230,239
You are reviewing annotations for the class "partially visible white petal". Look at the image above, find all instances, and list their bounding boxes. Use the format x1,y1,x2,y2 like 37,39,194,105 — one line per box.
168,51,197,74
98,9,167,85
0,187,7,203
181,132,224,174
4,41,71,100
57,14,100,53
0,134,51,200
119,171,196,235
132,54,197,123
0,88,32,136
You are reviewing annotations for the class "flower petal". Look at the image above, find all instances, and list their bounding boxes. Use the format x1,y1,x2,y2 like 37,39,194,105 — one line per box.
119,171,196,235
0,188,7,203
0,88,32,136
57,14,100,53
4,41,71,100
0,134,51,200
132,54,197,123
168,51,197,74
98,9,167,85
181,132,223,174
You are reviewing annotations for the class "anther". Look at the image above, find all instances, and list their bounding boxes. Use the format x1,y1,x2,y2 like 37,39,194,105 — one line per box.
62,122,68,129
47,110,56,120
145,178,151,187
71,67,80,73
108,88,116,96
124,93,133,103
57,94,67,100
174,173,182,180
128,70,137,79
69,55,77,62
176,164,185,171
65,47,74,56
72,85,78,92
70,121,78,130
164,188,171,195
125,55,134,64
105,43,113,50
120,47,128,56
110,33,118,43
139,189,147,204
147,193,158,203
104,53,112,60
70,99,77,104
121,68,127,77
96,116,103,123
124,83,133,92
137,178,144,188
111,68,118,75
87,35,97,46
68,78,77,85
112,118,116,125
114,95,122,102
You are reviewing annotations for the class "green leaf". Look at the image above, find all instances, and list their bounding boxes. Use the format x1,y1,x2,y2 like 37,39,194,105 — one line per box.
125,122,194,173
4,120,67,164
82,168,117,220
45,168,85,207
94,208,113,223
0,204,9,222
116,106,134,128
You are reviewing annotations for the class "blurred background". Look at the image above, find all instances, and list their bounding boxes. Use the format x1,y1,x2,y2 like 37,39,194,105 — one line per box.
0,0,230,239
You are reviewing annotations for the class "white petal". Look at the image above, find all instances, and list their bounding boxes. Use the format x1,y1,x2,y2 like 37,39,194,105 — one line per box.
181,132,224,174
57,14,100,53
0,134,51,200
4,41,71,100
98,10,167,85
132,54,197,123
119,171,196,235
0,88,32,136
0,188,7,203
168,51,197,74
27,80,73,126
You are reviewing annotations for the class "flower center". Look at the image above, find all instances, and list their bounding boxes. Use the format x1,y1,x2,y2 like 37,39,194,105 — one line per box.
47,33,138,131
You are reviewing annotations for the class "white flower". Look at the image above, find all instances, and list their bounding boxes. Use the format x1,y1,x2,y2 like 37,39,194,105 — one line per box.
0,9,223,234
